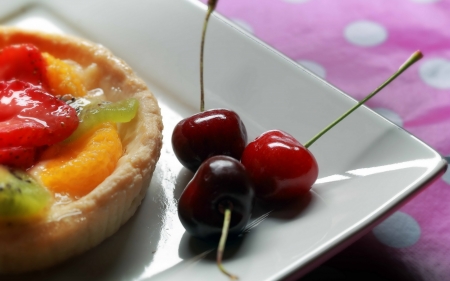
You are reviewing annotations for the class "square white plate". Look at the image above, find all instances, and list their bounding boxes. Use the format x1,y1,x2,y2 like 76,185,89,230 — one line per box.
1,0,446,280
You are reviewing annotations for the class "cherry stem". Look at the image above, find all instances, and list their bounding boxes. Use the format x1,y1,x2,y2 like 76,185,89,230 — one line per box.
200,0,218,112
217,207,238,280
304,50,423,149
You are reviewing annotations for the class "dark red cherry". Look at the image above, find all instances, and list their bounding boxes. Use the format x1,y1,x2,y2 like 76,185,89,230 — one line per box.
172,109,247,172
178,155,254,240
241,130,318,205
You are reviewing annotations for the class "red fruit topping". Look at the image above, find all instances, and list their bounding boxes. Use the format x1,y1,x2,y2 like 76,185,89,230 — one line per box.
0,146,36,169
0,80,79,148
241,130,318,204
0,44,48,87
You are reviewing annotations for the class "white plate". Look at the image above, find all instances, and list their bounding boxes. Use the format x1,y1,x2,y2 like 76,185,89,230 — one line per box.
1,0,447,280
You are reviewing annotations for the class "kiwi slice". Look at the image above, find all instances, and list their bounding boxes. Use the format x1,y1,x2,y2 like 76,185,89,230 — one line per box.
65,97,139,142
0,165,51,220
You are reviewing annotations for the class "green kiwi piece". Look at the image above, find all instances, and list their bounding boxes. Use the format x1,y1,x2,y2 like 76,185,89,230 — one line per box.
0,165,51,220
66,98,139,142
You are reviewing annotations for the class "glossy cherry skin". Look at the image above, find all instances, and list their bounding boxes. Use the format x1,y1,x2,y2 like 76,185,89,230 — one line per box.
172,109,247,172
241,130,318,205
178,155,254,240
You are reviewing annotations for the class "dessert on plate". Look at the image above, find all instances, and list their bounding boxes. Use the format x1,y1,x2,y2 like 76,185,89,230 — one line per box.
0,27,163,274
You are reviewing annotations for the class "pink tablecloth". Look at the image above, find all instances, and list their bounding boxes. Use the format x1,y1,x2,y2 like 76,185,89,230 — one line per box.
202,0,450,280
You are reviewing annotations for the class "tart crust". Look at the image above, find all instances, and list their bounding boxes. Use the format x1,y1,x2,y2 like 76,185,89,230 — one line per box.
0,27,163,274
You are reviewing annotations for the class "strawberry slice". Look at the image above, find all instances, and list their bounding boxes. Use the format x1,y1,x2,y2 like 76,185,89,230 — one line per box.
0,146,36,169
0,80,79,147
0,44,48,87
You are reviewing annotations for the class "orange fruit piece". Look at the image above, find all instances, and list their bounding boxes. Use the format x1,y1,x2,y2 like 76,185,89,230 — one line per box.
43,52,86,97
36,122,122,198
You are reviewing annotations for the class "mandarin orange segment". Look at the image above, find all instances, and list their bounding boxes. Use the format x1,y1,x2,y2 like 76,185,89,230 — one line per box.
38,122,122,198
43,52,86,97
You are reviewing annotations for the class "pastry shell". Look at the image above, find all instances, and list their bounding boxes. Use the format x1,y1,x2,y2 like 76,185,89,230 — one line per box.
0,27,163,274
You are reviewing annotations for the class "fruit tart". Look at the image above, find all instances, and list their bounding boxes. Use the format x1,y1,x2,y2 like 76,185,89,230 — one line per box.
0,27,163,274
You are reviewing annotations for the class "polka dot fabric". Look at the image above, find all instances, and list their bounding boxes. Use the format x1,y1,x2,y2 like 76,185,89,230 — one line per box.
201,0,450,280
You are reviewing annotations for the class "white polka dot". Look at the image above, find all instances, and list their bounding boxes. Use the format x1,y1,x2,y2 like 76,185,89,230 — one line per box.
410,0,439,3
443,157,450,184
231,19,254,34
373,108,404,127
298,60,326,79
419,58,450,89
283,0,310,3
344,20,388,47
373,211,421,248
